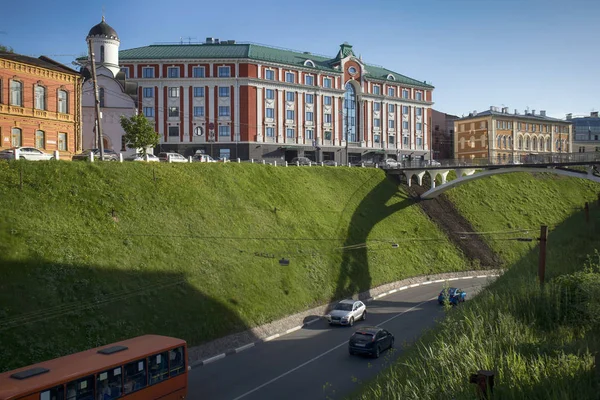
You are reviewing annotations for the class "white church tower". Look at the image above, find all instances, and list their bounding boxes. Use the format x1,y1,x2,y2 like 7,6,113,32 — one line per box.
81,17,138,154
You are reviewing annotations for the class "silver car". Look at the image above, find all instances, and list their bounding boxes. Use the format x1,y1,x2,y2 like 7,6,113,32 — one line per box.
0,147,54,161
124,153,160,162
325,299,367,326
381,158,400,169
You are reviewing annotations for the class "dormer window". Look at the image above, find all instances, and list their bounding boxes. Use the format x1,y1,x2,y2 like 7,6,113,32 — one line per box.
387,74,395,81
348,66,357,74
304,60,315,68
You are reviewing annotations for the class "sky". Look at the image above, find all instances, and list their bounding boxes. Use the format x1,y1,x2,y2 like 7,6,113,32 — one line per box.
1,0,599,119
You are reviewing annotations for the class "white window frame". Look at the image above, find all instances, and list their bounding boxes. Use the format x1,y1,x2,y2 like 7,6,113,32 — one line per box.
168,67,180,78
323,77,332,88
218,66,231,78
193,66,205,78
285,72,295,83
219,87,230,97
265,69,275,80
219,125,231,137
143,87,154,98
193,106,204,117
143,67,154,78
169,87,180,98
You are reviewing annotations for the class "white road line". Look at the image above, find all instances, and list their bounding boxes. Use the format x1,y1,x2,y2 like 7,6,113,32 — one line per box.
398,286,408,291
462,276,475,279
422,281,433,285
448,277,459,281
286,326,302,334
202,354,225,364
263,333,280,342
409,283,420,288
476,275,488,278
389,288,398,294
231,299,432,400
235,343,255,353
432,279,444,283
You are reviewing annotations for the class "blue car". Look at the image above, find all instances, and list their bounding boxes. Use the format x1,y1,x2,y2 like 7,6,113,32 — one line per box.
438,287,467,305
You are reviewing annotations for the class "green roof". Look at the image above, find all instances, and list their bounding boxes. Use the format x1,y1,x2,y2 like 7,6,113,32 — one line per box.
117,42,433,89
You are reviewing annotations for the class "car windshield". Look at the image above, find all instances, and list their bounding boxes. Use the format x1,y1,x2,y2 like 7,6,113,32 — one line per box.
334,303,353,311
353,332,374,340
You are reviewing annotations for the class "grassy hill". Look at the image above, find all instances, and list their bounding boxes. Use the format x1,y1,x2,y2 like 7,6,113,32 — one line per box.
0,161,470,372
352,173,600,399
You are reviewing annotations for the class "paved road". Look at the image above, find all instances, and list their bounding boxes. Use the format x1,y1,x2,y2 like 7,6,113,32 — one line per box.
187,276,495,400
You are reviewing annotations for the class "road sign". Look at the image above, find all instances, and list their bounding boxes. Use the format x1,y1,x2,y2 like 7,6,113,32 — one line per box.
208,122,215,130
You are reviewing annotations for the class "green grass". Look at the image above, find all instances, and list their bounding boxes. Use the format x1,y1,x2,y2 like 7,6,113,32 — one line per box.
351,173,600,400
0,160,469,372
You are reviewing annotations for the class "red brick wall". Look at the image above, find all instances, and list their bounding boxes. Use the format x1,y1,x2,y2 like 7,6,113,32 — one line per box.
239,86,257,141
239,64,258,78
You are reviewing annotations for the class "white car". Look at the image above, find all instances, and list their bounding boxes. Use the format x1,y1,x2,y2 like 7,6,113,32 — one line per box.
158,152,188,163
192,153,216,163
429,160,442,166
381,158,400,169
325,299,367,326
125,153,160,162
0,147,54,161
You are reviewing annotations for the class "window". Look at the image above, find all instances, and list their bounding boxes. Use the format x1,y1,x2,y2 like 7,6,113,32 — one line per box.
388,104,394,113
374,134,380,143
11,127,21,147
324,96,332,106
503,136,507,149
36,130,45,149
286,92,295,102
324,113,332,123
305,93,314,104
168,106,179,117
402,89,409,99
265,69,275,80
373,85,380,95
518,136,523,149
403,135,409,146
305,75,314,86
416,108,422,116
508,122,513,129
417,137,423,148
40,385,64,400
532,124,536,132
168,126,179,137
169,87,180,98
66,375,94,400
10,80,22,106
403,121,409,130
402,105,408,114
124,358,147,394
286,128,295,138
324,131,332,140
374,118,380,128
168,67,179,78
148,352,169,385
58,90,68,113
389,135,395,144
219,87,230,97
96,366,122,398
323,77,332,88
143,107,154,117
388,87,395,97
373,102,380,112
266,127,275,137
417,122,423,131
266,108,274,118
143,67,154,78
306,111,313,121
286,110,295,120
193,87,204,97
416,92,423,101
305,129,314,139
193,66,205,78
99,88,105,107
285,72,295,83
100,46,105,62
497,136,502,148
266,89,274,100
218,66,230,77
58,133,67,151
120,67,129,78
218,106,230,117
219,125,231,137
143,87,154,98
388,120,395,129
193,106,204,117
35,85,46,110
518,122,522,130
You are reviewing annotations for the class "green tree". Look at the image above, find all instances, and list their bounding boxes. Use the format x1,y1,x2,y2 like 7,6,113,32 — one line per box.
120,113,159,155
0,44,14,53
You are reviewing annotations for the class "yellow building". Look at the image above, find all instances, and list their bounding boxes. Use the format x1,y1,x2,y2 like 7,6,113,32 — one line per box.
454,106,572,162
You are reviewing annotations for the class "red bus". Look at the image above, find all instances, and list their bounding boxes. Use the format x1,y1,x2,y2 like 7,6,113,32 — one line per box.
0,335,188,400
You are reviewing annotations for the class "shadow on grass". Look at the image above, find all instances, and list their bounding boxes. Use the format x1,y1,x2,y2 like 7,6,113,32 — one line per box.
0,255,255,373
332,177,414,302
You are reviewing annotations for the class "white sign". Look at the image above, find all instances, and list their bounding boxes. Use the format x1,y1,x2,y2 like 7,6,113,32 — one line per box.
99,372,107,381
47,140,56,144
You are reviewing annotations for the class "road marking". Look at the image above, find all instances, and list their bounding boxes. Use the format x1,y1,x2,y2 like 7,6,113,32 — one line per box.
231,299,433,400
389,288,398,294
263,333,280,342
202,353,225,364
286,326,301,334
432,279,444,283
235,343,255,353
398,286,408,291
448,277,459,281
421,281,433,285
304,318,321,326
409,283,420,288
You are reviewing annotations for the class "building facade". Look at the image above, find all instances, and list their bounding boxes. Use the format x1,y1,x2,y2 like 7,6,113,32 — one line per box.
0,51,82,155
567,112,600,153
454,106,572,162
431,109,458,160
79,18,138,154
118,39,434,163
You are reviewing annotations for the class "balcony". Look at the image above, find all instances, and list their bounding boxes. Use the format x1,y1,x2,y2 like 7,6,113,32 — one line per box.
0,104,73,122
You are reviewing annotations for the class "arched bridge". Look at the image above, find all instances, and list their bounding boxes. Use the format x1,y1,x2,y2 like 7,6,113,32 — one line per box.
385,153,600,200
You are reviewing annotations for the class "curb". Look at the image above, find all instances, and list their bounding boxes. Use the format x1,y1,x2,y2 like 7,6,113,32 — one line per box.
189,271,502,368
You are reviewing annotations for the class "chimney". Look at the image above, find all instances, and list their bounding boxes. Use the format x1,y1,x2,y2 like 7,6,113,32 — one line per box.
214,38,220,44
514,109,518,115
591,111,599,118
206,37,214,44
531,109,536,116
566,113,572,120
490,106,495,111
502,107,508,114
540,110,546,117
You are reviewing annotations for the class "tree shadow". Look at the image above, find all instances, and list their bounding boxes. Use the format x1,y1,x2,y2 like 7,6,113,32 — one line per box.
331,177,414,302
0,255,255,373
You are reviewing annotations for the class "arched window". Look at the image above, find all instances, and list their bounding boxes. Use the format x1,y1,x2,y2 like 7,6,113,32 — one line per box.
99,88,105,107
532,137,537,151
539,138,543,151
343,83,357,142
10,80,23,106
35,130,45,149
546,137,551,152
11,127,22,147
497,136,502,148
503,136,507,149
58,90,68,114
100,45,105,62
469,136,475,148
387,74,395,80
555,139,560,151
518,136,523,150
303,60,315,68
35,85,46,110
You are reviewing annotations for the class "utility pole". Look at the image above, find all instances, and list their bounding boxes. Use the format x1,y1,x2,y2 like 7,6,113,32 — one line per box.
538,225,548,285
88,39,105,161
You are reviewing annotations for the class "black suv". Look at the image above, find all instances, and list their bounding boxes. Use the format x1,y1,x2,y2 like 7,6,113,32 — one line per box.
72,149,119,161
348,326,394,358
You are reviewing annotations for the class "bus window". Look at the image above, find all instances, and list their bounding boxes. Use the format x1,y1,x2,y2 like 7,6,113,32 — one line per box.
40,385,65,400
66,375,94,400
148,352,169,385
96,366,123,400
169,346,185,377
124,358,147,393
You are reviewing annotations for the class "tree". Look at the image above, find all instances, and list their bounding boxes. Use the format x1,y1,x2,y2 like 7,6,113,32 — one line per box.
0,44,14,53
120,113,159,155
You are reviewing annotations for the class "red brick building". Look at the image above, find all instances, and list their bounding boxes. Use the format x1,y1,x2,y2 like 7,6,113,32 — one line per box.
0,51,82,156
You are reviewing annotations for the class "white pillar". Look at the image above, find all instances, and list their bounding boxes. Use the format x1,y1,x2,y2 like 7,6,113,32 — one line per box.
14,148,20,159
90,152,95,162
120,153,124,162
54,150,60,160
189,156,193,163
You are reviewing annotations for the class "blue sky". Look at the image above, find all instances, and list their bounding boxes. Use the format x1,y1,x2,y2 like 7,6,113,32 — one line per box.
1,0,598,118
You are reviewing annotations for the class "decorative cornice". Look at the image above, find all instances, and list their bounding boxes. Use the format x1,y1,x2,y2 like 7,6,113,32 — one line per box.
0,59,81,83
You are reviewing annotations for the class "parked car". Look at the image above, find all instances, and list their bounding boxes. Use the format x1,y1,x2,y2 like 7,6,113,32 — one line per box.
322,160,337,166
216,157,230,163
429,159,442,166
348,326,394,358
381,158,400,169
192,153,216,163
72,148,119,162
0,147,54,161
124,153,160,162
290,156,312,166
158,152,188,163
325,299,366,326
438,287,467,305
